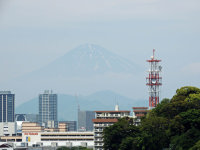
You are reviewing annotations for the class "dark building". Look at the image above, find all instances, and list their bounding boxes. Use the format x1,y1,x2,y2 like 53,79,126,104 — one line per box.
59,121,77,131
39,90,57,127
78,110,95,131
0,91,15,122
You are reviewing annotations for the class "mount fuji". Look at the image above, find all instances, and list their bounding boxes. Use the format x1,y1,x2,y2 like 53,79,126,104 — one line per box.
1,44,144,105
29,44,140,78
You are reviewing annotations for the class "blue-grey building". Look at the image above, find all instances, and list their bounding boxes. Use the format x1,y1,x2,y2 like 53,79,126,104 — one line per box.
78,110,95,131
59,121,77,131
39,90,57,127
0,91,15,122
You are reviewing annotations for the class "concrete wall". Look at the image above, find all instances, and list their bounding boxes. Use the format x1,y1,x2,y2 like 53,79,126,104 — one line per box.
0,122,16,136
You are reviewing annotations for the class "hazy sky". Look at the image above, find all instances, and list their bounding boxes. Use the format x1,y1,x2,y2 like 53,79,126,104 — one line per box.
0,0,200,103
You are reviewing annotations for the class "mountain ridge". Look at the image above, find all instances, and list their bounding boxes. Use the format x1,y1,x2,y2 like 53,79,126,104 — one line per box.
16,90,147,121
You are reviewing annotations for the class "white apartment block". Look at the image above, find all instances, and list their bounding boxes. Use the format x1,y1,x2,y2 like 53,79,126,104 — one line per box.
92,106,130,150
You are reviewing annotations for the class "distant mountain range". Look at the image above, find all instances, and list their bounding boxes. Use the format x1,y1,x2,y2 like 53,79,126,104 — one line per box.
16,90,147,121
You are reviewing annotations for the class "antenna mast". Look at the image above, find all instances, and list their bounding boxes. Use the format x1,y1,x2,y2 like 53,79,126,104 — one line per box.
75,94,80,112
146,49,162,109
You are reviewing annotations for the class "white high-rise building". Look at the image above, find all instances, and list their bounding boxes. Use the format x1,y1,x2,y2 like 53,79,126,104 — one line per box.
39,90,57,127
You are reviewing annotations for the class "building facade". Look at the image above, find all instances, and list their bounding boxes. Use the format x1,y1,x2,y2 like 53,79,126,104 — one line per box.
22,122,44,133
39,90,57,128
78,110,95,131
0,91,15,122
0,122,16,136
92,106,130,150
133,107,148,125
21,131,94,148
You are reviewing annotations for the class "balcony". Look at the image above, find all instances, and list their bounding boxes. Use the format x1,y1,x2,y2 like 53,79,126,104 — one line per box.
94,129,103,132
94,134,102,137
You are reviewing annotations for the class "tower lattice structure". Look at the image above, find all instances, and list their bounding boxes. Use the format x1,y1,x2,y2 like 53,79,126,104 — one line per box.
146,49,162,109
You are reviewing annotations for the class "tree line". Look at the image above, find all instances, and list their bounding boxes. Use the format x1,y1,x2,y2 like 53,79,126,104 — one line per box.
103,86,200,150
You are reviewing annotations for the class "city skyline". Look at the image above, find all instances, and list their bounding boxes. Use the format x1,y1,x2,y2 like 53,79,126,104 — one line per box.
0,1,199,149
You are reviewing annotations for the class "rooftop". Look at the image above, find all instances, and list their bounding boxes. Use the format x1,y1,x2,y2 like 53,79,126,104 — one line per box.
95,111,130,113
132,107,148,110
0,91,12,94
92,119,118,123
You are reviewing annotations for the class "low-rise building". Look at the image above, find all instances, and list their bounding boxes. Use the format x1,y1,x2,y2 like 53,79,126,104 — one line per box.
1,131,94,148
3,122,95,148
0,122,16,136
22,122,44,133
21,131,94,147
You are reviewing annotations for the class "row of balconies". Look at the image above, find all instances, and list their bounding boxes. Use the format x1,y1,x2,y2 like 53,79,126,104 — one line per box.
96,114,124,118
94,124,112,127
94,129,103,132
41,137,93,140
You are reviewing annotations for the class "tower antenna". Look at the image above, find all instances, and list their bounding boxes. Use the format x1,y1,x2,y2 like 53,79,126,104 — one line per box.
146,49,162,109
153,49,155,59
75,93,80,112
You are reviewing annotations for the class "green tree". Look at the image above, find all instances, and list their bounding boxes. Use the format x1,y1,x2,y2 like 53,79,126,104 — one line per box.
103,117,140,150
140,116,170,150
189,140,200,150
119,136,142,150
170,127,200,150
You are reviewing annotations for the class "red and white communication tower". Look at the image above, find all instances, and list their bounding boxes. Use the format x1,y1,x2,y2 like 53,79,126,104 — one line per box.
146,49,162,109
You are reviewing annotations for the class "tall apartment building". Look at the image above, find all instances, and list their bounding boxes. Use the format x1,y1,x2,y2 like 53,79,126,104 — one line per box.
78,110,95,131
0,91,15,122
0,91,16,136
39,90,57,128
92,105,130,150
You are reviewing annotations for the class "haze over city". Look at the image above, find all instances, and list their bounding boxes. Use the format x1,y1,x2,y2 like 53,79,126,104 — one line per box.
0,0,200,106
